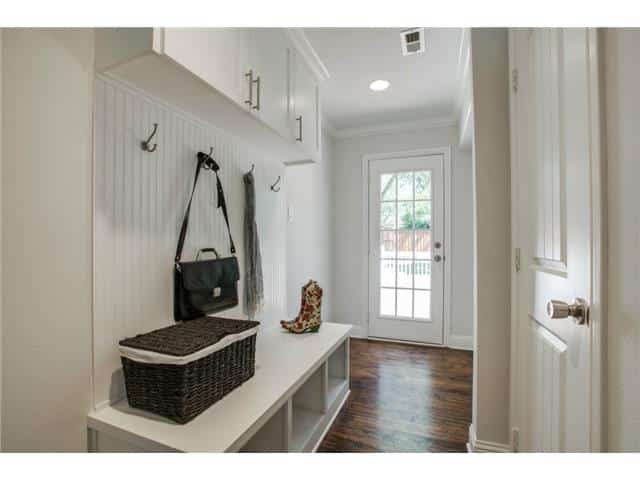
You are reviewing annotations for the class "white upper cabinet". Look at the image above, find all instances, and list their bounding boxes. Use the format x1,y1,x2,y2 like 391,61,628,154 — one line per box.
94,28,324,165
162,28,249,107
291,50,321,161
245,29,290,138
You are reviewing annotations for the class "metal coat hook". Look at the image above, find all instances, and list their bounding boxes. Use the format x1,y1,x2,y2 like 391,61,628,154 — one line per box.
198,148,218,171
270,176,282,192
141,123,158,153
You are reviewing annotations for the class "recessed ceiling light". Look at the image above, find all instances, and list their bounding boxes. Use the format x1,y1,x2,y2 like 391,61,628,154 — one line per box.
369,80,390,92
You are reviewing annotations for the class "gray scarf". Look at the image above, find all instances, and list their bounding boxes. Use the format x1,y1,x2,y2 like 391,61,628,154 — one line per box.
243,171,264,319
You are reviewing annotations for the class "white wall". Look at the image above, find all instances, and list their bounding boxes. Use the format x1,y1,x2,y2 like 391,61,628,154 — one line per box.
1,29,94,451
92,76,287,408
470,28,511,447
331,125,474,346
603,28,640,452
286,131,334,321
450,149,474,342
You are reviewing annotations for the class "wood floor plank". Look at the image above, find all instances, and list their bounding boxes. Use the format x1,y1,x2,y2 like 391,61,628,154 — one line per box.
317,338,473,453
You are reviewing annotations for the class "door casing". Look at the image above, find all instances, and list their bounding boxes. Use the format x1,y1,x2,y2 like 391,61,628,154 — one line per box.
362,147,452,346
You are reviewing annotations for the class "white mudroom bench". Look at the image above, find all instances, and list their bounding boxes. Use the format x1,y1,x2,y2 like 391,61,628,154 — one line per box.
87,322,351,452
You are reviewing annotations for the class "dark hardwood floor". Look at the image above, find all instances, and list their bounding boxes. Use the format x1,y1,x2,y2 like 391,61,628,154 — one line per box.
318,338,473,452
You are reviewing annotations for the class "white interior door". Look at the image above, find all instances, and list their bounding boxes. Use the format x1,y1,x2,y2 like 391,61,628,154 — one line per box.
368,155,445,344
511,28,602,452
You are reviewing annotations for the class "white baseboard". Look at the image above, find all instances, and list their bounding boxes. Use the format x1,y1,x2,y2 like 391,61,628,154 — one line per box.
368,336,446,348
447,334,473,351
349,324,472,351
348,325,367,339
468,424,512,453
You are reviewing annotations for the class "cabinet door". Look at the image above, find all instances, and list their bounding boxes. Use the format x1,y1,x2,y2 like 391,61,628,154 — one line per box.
162,28,250,107
292,51,320,159
247,29,290,138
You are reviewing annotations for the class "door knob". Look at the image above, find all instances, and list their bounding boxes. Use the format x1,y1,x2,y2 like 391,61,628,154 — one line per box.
546,298,588,325
433,254,442,262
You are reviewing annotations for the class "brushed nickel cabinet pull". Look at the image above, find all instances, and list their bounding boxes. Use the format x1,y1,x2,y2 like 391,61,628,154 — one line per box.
252,76,261,111
244,70,254,107
296,116,303,142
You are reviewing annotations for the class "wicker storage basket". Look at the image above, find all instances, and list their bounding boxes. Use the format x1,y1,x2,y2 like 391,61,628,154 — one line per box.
118,317,259,424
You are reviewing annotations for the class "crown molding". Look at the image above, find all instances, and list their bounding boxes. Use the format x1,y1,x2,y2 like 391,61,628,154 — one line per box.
285,28,330,83
332,116,457,139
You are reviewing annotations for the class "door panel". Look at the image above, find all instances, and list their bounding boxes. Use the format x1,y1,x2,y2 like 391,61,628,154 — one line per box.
163,28,248,106
511,28,600,452
248,29,290,138
368,155,444,344
292,51,319,157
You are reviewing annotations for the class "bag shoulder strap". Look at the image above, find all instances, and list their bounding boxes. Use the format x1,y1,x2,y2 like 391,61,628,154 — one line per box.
175,154,236,264
213,167,237,255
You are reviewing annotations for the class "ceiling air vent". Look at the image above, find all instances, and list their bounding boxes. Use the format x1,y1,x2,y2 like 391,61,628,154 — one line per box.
400,27,426,56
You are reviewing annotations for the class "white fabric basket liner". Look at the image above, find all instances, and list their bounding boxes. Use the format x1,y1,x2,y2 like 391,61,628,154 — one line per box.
118,325,259,365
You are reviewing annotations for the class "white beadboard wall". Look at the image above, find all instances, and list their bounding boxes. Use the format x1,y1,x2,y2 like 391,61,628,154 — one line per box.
93,75,287,408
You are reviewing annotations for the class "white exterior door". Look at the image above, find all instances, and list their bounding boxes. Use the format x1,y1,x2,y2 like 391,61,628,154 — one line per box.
510,28,602,452
368,154,445,344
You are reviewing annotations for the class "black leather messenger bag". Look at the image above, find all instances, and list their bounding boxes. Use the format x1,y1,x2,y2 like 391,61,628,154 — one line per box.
174,151,239,322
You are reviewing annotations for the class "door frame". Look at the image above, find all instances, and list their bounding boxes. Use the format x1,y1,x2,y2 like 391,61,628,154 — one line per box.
508,28,604,451
362,147,452,346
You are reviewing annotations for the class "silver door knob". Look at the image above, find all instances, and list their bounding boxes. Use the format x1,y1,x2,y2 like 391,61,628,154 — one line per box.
546,298,588,325
433,254,442,262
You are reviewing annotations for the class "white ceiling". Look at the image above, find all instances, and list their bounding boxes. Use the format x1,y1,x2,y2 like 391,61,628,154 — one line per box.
303,28,463,131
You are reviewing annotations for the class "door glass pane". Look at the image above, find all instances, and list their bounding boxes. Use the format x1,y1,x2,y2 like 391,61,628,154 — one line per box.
380,202,396,229
415,171,431,200
414,290,431,319
380,231,396,258
376,168,436,321
397,230,413,259
397,261,412,288
414,261,431,289
414,201,431,229
380,288,395,316
380,260,396,287
397,201,413,230
380,174,396,201
397,289,412,317
415,230,431,259
397,172,413,200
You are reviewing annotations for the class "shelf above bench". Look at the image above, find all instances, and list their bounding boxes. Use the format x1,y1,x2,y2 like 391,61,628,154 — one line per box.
88,322,351,452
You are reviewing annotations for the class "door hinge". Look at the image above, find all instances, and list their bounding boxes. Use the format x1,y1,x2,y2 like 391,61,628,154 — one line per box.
514,247,521,273
512,68,519,93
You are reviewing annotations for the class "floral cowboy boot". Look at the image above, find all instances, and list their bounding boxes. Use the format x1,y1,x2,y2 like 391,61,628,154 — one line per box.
281,280,323,334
